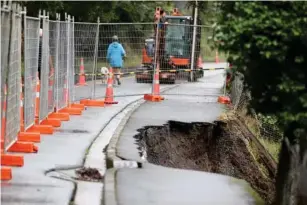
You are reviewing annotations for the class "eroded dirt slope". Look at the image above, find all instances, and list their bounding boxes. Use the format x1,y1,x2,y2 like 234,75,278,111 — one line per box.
134,120,276,204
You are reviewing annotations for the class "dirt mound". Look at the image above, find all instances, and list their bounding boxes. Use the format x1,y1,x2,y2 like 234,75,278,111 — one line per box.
134,120,276,204
75,167,103,182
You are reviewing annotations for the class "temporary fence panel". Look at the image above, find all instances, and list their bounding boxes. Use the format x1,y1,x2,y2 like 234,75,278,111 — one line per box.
5,4,22,149
48,20,58,114
53,15,61,112
38,13,50,123
23,16,40,130
1,3,11,144
68,16,75,104
73,22,99,100
230,72,245,110
92,23,154,99
57,21,68,110
67,15,75,105
97,23,153,75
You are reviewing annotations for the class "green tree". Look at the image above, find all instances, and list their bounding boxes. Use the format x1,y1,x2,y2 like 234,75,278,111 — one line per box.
214,2,307,204
20,1,174,23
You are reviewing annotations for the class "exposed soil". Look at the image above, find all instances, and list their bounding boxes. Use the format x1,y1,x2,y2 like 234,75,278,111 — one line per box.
75,167,103,182
134,119,276,204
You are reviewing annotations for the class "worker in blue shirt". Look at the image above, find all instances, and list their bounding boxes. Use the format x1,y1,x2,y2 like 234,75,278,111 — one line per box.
107,35,126,85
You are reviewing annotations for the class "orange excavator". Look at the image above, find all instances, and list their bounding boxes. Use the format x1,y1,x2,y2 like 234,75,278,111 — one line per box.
136,7,203,84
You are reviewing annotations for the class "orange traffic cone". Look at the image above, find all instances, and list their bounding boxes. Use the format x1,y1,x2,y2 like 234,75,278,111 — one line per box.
215,50,219,63
144,63,164,102
77,58,87,86
217,96,230,104
104,67,118,105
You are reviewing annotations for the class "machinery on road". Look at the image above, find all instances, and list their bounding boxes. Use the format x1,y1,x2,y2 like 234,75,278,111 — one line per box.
136,8,203,84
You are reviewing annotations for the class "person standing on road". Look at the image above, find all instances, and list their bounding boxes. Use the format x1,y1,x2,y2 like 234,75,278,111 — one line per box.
106,35,126,85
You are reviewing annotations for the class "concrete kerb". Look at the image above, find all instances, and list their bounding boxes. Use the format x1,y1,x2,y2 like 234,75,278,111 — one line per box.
106,98,145,169
103,168,117,205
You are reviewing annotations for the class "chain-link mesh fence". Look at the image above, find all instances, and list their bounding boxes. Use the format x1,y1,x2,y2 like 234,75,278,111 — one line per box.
67,16,75,104
48,20,58,114
23,16,40,130
1,3,11,146
73,22,98,100
38,14,50,123
71,22,228,101
57,21,68,110
5,4,21,149
229,72,282,161
69,17,75,103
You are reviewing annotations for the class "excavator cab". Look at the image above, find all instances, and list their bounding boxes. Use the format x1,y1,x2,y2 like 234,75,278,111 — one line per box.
136,7,203,84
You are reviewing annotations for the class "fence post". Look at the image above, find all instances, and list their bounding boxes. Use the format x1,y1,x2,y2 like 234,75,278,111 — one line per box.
66,14,71,106
71,16,75,103
55,13,60,112
190,1,198,82
91,17,100,99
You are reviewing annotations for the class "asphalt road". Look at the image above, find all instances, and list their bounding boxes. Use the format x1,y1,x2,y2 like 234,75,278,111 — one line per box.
111,69,264,205
117,69,226,162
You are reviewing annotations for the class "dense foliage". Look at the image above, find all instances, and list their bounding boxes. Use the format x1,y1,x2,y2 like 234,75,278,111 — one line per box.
214,2,307,204
215,1,307,137
20,1,175,22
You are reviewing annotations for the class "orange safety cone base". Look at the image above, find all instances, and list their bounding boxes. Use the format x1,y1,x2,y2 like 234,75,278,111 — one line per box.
1,154,24,166
7,141,38,153
70,103,85,110
104,97,118,105
49,112,70,121
105,101,118,105
58,107,83,115
218,96,231,104
76,77,88,86
40,118,61,127
144,94,164,102
80,99,105,107
1,167,12,180
28,124,54,135
18,132,41,143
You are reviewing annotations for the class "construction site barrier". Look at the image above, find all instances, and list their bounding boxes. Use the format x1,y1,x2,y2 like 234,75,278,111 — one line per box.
1,3,99,181
1,2,230,180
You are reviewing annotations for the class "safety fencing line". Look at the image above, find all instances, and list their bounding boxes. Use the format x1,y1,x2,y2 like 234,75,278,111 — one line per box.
1,5,86,181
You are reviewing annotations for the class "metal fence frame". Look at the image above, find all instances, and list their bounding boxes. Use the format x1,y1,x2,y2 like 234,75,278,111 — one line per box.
4,2,22,150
